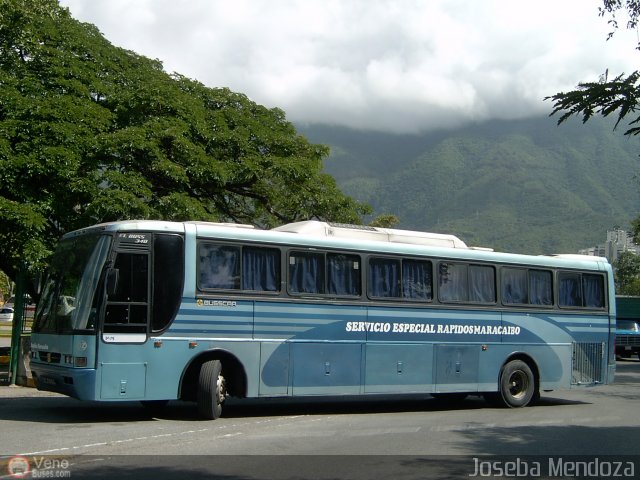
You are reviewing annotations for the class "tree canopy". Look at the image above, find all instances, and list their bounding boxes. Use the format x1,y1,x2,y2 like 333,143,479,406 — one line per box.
0,0,370,286
613,251,640,295
547,0,640,243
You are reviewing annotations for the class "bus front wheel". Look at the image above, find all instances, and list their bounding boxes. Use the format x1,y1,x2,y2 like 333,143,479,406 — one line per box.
497,359,535,408
197,360,227,420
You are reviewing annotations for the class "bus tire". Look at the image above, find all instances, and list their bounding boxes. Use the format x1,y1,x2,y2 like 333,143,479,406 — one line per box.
498,360,535,408
197,360,226,420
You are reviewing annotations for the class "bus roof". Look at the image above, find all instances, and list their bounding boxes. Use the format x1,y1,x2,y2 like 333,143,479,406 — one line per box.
272,221,471,249
63,219,611,271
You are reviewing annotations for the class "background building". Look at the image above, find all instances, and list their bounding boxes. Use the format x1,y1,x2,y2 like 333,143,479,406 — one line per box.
579,228,640,263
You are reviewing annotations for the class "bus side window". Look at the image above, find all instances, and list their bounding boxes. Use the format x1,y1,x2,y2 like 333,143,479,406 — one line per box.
199,244,241,290
469,265,495,303
402,259,432,301
439,262,494,304
242,247,281,292
530,270,553,305
559,272,582,307
327,253,361,296
368,257,401,298
583,274,604,308
438,262,468,302
559,272,606,309
502,268,552,306
502,268,528,304
289,252,325,294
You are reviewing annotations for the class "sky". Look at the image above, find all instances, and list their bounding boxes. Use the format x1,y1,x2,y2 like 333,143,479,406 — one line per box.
59,0,639,134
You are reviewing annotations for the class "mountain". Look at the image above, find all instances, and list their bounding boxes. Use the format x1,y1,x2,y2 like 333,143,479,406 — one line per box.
298,116,640,255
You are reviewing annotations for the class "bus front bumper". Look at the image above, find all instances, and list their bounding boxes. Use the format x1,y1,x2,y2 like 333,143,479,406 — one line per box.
31,363,97,400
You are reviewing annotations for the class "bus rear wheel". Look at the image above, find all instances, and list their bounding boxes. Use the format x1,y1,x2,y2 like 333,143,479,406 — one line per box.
497,359,536,408
197,360,227,420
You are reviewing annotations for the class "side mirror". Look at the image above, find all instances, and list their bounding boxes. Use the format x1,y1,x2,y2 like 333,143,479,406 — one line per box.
106,268,119,297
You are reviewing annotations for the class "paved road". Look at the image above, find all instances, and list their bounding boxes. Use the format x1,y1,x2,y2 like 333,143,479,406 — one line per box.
0,359,639,478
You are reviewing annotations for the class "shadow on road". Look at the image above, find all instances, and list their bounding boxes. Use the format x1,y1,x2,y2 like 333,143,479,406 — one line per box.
454,424,640,456
42,455,502,480
4,359,638,424
0,389,588,425
24,452,640,480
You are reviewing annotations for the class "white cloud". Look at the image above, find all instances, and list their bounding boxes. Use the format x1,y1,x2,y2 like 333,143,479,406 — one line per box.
60,0,639,133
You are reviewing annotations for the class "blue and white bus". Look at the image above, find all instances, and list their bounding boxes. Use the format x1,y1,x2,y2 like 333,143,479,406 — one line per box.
30,220,615,419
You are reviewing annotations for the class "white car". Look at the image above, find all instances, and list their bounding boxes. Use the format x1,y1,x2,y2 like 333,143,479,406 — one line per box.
0,307,14,323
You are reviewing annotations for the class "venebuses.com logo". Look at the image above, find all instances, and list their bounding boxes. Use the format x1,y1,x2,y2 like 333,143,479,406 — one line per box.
7,457,30,478
6,455,71,478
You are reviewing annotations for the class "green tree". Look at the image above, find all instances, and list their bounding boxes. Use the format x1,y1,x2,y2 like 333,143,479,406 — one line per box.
368,214,400,228
0,270,12,303
547,0,640,242
613,251,640,294
0,0,370,290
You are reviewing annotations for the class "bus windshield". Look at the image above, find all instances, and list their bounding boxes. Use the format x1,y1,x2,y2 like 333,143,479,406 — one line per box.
34,233,112,334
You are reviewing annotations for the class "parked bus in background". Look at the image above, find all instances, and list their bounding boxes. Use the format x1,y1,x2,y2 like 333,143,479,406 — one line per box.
29,220,615,419
615,296,640,360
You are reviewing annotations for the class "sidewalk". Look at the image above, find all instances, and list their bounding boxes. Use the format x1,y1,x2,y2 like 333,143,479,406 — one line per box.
0,385,53,397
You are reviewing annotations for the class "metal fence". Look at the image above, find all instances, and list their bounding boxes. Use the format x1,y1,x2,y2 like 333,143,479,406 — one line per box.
571,342,605,385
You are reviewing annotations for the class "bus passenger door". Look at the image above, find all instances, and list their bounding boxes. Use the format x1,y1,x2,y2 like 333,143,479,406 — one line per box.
99,236,151,400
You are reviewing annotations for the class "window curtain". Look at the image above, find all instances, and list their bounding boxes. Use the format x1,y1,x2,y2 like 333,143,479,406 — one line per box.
328,254,360,296
242,248,279,291
402,260,432,300
582,274,604,308
469,265,495,303
289,253,324,294
369,258,400,297
559,274,582,307
529,270,552,305
502,268,527,304
439,263,468,302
